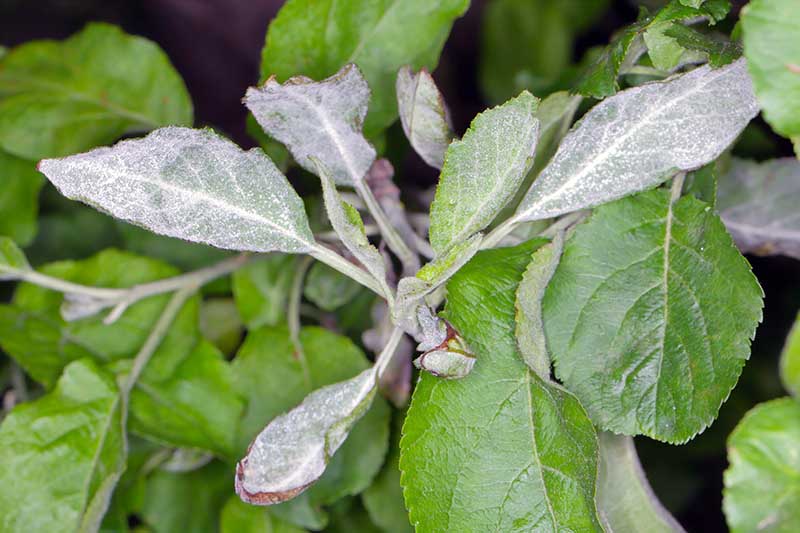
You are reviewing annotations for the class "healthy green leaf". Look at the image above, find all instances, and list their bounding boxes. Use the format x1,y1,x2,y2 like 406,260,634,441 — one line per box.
644,22,688,71
232,254,297,329
117,222,231,273
245,65,376,186
141,461,231,533
304,262,363,312
515,232,564,378
0,22,192,159
718,158,800,259
362,415,414,533
742,0,800,154
684,163,718,208
429,91,539,255
516,59,757,224
0,151,44,245
780,312,800,397
396,66,453,169
220,496,304,533
199,298,243,355
400,241,603,532
0,359,125,533
596,432,685,532
38,127,315,254
663,24,741,67
543,188,763,442
723,398,800,533
260,0,469,136
575,0,731,98
0,236,30,279
314,158,389,297
233,326,389,505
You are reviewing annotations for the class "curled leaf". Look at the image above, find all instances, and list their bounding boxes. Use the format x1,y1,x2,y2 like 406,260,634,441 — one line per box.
396,66,453,169
413,322,475,380
236,368,378,505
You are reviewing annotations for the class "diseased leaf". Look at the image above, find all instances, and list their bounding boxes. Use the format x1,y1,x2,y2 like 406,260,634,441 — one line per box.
260,0,469,136
718,158,800,259
429,91,539,255
39,127,315,254
232,254,297,329
396,66,453,169
0,236,30,279
575,0,731,98
0,359,125,533
742,0,800,154
596,432,685,532
517,59,758,224
233,326,390,506
0,23,192,159
780,312,800,397
245,65,376,186
515,232,564,378
142,461,231,533
220,496,304,533
543,188,763,443
724,398,800,533
0,151,44,245
304,262,363,312
400,241,603,532
315,158,388,296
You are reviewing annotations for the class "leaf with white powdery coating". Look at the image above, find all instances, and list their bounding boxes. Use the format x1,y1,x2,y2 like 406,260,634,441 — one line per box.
724,398,800,533
429,91,539,255
245,64,376,186
38,127,315,254
0,359,125,533
543,188,763,443
516,59,758,224
396,66,453,169
718,158,800,259
515,232,564,379
400,241,603,533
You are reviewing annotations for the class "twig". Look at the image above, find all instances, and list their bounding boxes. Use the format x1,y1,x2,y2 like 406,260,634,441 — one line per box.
288,256,314,388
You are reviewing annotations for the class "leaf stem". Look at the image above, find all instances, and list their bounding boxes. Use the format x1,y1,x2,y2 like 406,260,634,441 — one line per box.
288,256,314,388
121,286,195,395
481,217,518,249
355,181,418,273
375,327,406,378
310,244,388,300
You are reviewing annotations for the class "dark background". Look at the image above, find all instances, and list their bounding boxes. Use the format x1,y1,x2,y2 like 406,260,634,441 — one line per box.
1,1,795,531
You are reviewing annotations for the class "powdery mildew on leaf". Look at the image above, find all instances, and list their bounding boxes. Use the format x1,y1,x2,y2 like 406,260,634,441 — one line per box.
245,64,376,186
396,66,453,169
516,59,759,224
38,127,315,254
429,91,539,255
718,158,800,259
543,189,763,443
236,368,377,505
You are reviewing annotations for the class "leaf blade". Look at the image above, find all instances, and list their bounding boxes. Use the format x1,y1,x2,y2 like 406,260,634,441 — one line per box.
396,66,453,169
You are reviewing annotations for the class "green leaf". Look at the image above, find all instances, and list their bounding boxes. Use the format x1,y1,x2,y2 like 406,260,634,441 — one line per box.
780,312,800,397
0,150,44,245
0,236,30,279
124,340,244,458
141,461,231,533
742,0,800,154
39,127,315,254
0,359,125,533
117,222,231,273
684,163,718,208
362,414,414,533
324,497,383,533
575,0,731,97
0,22,192,160
516,59,757,225
663,24,741,67
260,0,469,136
199,298,243,356
429,91,539,255
644,22,688,71
724,398,800,532
220,496,304,533
304,262,364,312
596,432,685,532
396,66,453,169
246,65,376,186
515,232,564,378
718,158,800,259
543,188,763,442
232,326,390,505
232,254,297,329
400,241,603,532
